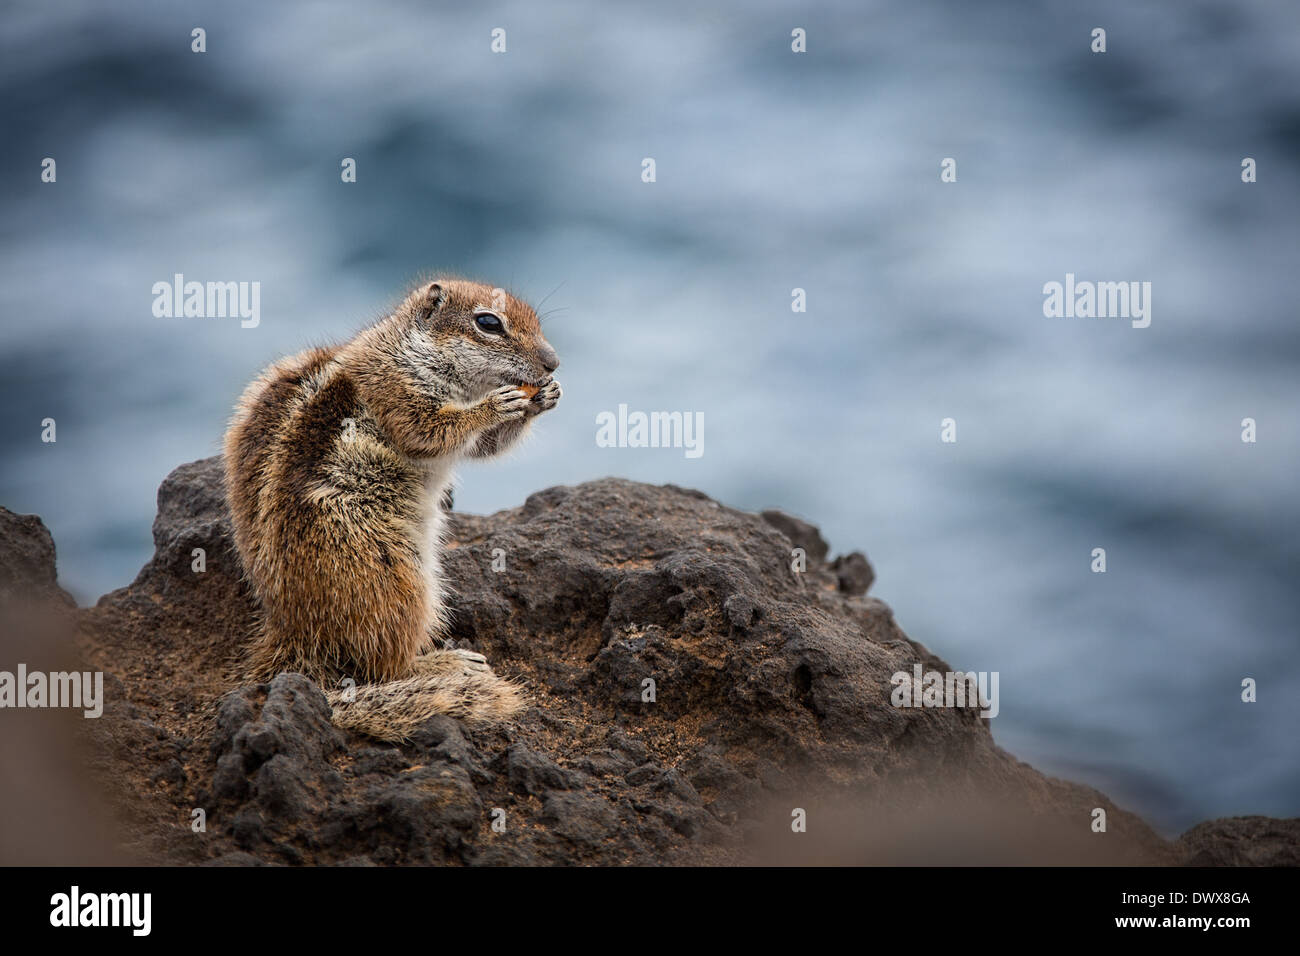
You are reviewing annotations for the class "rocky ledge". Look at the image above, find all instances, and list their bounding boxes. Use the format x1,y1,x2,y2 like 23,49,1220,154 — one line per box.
1,457,1295,865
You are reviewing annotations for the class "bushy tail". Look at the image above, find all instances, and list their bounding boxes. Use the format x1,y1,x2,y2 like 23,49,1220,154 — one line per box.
324,652,525,742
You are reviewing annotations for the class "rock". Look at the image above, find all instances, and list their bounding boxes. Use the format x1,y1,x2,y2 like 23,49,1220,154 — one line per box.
0,510,134,864
506,744,579,796
4,455,1294,866
1176,816,1300,866
831,551,874,596
205,851,271,867
208,674,345,834
211,674,344,770
760,508,830,565
760,507,874,595
576,749,635,778
128,456,243,604
537,792,618,848
0,506,73,606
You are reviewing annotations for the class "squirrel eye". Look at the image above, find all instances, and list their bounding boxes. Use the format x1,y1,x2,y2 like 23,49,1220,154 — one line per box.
474,312,504,334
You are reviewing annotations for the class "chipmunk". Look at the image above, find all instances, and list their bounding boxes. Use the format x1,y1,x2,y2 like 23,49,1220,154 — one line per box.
222,278,561,741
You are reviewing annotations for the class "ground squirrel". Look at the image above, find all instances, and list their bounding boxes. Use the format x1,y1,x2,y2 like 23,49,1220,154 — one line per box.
223,278,561,740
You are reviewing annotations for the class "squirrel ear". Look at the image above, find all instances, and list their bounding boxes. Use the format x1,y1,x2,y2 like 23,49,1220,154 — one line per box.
423,282,446,312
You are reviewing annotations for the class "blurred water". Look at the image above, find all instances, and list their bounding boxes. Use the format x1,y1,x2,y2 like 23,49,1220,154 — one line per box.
1,0,1297,833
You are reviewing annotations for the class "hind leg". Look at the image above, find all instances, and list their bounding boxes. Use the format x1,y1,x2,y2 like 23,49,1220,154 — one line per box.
247,478,429,684
413,649,493,676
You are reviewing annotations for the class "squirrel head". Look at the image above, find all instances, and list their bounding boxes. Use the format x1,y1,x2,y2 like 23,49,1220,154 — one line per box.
386,278,560,403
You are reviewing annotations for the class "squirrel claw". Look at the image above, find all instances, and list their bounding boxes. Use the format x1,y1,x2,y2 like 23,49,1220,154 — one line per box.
526,379,562,415
486,384,529,422
453,648,491,673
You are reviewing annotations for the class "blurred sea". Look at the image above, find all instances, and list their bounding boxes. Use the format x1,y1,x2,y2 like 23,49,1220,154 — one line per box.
1,0,1297,832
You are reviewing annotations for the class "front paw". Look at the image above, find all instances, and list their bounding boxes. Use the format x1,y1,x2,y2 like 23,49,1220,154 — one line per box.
485,384,530,423
526,379,562,416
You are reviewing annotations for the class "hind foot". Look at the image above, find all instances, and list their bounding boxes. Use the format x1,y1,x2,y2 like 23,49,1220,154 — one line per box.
414,648,493,676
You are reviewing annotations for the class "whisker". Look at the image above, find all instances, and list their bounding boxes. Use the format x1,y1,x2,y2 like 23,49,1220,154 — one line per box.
535,280,566,311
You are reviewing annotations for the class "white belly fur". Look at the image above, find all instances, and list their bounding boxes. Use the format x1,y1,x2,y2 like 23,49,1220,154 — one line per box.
418,460,456,638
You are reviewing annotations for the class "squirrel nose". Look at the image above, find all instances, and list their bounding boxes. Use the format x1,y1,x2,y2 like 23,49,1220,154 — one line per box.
538,344,560,373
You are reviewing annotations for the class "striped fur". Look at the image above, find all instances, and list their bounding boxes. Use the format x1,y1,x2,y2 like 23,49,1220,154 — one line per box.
223,279,561,739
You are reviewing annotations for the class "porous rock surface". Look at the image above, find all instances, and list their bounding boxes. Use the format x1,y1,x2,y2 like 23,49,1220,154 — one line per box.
2,457,1294,865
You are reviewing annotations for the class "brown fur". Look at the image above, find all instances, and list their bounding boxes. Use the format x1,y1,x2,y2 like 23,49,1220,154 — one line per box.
223,278,561,740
